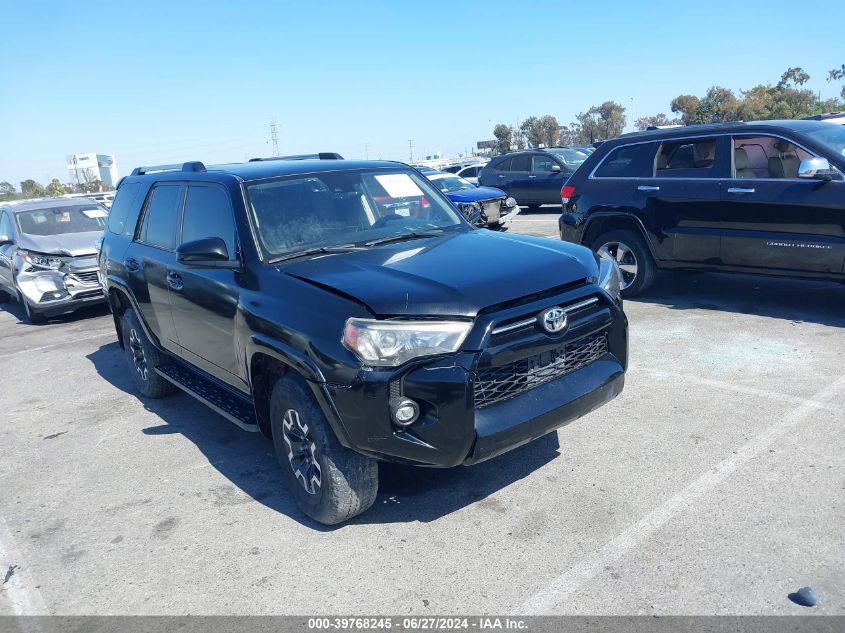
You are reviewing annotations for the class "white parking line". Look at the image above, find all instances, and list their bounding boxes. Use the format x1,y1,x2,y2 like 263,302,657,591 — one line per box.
0,518,48,615
0,331,113,360
520,374,845,615
634,367,840,412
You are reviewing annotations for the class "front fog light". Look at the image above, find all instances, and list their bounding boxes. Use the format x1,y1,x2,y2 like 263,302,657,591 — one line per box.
390,398,420,427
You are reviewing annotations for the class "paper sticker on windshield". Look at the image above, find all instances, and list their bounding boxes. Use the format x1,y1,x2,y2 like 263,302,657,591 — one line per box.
374,174,423,198
82,209,107,218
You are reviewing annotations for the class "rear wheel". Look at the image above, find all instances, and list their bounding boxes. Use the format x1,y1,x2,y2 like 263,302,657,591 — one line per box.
270,375,378,525
121,309,177,398
591,229,655,297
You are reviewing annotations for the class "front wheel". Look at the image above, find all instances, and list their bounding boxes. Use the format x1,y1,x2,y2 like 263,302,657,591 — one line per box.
591,229,655,297
270,375,378,525
121,309,177,398
22,298,45,324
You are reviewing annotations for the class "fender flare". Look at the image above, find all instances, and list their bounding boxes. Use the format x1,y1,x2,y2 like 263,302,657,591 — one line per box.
247,334,355,449
582,211,666,261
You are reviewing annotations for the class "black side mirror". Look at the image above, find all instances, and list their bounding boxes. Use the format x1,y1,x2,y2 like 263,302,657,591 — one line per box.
176,237,238,268
0,234,13,246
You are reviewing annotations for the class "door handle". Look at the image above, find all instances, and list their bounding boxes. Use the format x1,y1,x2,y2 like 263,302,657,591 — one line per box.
727,187,755,194
497,174,505,178
166,272,183,291
123,258,140,272
528,175,536,179
637,185,660,192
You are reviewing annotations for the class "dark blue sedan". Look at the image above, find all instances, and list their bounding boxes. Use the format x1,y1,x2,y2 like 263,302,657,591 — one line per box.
426,172,519,228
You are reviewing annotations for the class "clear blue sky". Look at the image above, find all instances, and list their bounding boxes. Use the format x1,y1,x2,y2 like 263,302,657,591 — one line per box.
1,0,843,186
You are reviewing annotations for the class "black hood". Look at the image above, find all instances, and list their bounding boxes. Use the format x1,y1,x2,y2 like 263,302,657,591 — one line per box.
279,230,598,317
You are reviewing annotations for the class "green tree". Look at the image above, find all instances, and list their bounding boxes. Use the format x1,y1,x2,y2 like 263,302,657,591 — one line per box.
698,86,741,122
670,94,701,124
829,64,845,99
635,113,681,131
45,178,66,197
593,101,627,139
570,110,601,144
0,181,16,201
493,123,513,154
535,115,561,147
519,116,541,147
20,179,46,199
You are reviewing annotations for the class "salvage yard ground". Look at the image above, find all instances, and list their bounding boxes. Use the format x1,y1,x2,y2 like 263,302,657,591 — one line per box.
1,206,843,615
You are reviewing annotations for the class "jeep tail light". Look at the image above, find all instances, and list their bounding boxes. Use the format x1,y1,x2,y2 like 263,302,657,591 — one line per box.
561,185,576,203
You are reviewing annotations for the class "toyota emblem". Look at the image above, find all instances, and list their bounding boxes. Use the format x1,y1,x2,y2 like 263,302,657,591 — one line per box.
540,307,568,334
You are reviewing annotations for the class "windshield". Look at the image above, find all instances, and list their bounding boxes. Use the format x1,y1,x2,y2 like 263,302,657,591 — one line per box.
431,175,474,193
802,124,845,158
245,169,465,259
15,204,108,236
548,148,590,166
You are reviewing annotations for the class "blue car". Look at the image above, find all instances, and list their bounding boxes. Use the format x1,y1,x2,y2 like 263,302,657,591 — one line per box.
426,172,519,228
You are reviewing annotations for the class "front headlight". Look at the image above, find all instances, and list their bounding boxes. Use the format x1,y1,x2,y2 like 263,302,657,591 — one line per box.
504,196,517,208
458,201,481,216
18,250,62,270
342,318,472,367
597,257,622,302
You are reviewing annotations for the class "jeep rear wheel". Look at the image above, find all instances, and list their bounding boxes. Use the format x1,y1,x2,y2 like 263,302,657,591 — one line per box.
121,309,177,398
270,375,378,525
592,229,655,297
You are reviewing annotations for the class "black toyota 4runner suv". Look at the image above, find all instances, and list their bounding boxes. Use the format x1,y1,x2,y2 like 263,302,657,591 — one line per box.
99,158,627,524
559,120,845,296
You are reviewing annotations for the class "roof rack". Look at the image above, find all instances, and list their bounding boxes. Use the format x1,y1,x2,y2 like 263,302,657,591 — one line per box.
248,152,344,162
130,161,207,176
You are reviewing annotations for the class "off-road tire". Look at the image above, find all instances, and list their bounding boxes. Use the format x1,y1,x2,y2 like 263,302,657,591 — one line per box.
270,375,378,525
121,308,177,398
591,228,656,297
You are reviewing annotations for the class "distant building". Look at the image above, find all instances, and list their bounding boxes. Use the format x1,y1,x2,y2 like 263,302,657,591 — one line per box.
66,153,119,189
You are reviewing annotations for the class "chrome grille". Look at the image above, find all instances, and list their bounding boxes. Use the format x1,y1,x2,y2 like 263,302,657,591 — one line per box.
474,332,609,408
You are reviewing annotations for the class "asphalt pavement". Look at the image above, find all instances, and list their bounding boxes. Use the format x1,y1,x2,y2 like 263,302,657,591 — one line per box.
1,208,843,615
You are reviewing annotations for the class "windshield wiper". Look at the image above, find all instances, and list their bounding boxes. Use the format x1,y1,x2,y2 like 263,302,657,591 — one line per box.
270,244,364,264
364,228,450,247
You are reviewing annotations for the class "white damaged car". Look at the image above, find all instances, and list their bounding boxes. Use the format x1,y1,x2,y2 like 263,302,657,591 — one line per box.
0,198,108,323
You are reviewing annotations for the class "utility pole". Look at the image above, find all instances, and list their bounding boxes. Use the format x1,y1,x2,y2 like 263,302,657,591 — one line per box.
365,142,369,160
408,139,414,163
269,119,280,157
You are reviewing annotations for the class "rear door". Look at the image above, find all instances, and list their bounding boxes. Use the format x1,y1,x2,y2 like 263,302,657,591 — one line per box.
720,134,845,274
124,182,183,352
507,154,533,203
168,182,246,389
636,136,729,264
529,154,566,204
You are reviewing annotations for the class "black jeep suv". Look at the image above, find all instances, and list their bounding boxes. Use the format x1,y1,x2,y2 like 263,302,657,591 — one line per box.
558,120,845,296
99,158,627,524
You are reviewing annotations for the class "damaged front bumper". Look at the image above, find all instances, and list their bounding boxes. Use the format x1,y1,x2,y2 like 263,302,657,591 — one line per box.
15,256,105,317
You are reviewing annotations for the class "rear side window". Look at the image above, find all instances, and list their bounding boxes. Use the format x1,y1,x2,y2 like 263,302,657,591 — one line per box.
594,143,656,178
656,139,718,177
181,184,236,258
107,182,142,235
493,157,511,171
510,155,531,172
531,155,558,172
138,183,182,250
